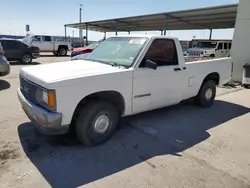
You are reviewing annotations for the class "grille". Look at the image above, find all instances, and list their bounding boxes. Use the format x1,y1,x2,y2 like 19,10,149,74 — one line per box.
20,75,38,104
188,50,201,56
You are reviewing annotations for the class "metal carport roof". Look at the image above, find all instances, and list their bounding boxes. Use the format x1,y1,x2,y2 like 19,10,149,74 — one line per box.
65,3,238,32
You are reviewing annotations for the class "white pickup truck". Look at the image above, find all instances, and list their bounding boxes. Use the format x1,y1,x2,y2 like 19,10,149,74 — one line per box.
17,35,232,146
22,35,72,56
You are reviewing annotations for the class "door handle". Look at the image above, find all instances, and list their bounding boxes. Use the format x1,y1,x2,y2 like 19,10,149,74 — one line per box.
174,68,182,71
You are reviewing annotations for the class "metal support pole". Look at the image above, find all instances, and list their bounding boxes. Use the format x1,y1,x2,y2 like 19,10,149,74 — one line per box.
79,5,83,46
85,24,88,46
104,32,106,40
64,25,67,41
128,31,130,35
209,29,212,40
161,30,163,35
115,21,118,36
163,15,167,35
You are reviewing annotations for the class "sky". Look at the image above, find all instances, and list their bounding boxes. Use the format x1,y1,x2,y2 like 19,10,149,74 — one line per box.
0,0,239,41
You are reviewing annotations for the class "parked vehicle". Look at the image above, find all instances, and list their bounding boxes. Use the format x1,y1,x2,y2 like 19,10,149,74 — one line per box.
71,42,99,57
0,38,40,64
187,40,232,58
71,53,91,61
17,35,232,146
0,42,10,76
242,63,250,88
22,35,72,56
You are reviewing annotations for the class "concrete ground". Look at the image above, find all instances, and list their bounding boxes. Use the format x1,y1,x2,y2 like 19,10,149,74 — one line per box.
0,53,250,188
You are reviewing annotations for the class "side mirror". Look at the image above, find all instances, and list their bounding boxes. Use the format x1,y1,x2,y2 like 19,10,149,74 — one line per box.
215,49,218,51
145,59,157,70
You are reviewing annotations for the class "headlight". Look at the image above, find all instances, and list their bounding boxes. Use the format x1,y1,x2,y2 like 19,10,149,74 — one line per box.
37,88,56,111
42,90,49,104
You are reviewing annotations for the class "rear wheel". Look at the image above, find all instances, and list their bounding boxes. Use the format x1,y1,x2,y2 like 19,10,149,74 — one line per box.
58,47,67,56
75,100,119,146
195,80,216,108
21,54,32,64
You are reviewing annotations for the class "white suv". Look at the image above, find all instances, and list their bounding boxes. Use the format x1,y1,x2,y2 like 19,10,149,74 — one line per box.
187,40,232,58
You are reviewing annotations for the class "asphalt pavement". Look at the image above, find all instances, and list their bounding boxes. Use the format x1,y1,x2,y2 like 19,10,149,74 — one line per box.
0,54,249,188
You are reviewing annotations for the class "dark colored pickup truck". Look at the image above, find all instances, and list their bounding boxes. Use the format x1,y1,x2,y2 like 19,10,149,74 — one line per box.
0,38,40,64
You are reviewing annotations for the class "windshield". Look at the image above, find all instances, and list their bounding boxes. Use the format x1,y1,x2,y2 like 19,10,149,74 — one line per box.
85,37,148,68
22,35,32,44
196,41,217,48
87,42,99,49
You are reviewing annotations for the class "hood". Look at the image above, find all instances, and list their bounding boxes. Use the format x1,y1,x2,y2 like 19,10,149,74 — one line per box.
73,47,90,53
20,60,125,88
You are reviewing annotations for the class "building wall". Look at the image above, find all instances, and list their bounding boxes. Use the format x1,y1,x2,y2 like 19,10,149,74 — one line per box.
231,0,250,82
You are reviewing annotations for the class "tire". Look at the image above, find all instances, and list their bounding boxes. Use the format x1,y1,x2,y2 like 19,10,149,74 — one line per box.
21,53,32,64
58,47,67,56
75,100,119,146
243,84,249,89
210,54,215,57
195,80,216,108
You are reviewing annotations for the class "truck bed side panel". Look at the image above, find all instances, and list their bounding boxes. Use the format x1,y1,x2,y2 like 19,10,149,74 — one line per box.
183,57,232,100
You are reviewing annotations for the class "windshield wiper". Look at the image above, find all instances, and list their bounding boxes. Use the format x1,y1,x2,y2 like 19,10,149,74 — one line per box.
109,61,126,68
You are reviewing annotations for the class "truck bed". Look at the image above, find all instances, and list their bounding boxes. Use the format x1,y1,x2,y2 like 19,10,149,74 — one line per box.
185,56,215,62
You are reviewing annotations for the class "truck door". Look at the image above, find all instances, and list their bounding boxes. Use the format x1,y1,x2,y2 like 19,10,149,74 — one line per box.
215,42,224,58
31,35,43,50
133,38,186,113
40,36,53,52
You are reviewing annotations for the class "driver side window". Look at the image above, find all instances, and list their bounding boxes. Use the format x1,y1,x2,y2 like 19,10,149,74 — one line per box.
217,43,223,50
32,35,41,41
139,39,178,67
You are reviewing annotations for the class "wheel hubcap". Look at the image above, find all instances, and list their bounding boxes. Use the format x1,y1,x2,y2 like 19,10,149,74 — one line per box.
93,113,110,134
205,88,213,100
60,49,66,55
23,55,31,63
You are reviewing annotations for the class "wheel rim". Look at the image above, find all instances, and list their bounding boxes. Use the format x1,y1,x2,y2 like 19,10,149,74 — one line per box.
60,48,66,55
93,113,110,134
205,88,213,100
23,55,31,63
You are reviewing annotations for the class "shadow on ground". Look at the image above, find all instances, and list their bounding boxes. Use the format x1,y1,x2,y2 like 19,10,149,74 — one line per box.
0,80,10,91
10,61,41,66
18,100,250,188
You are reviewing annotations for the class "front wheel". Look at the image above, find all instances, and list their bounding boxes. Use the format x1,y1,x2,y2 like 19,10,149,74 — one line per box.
58,48,67,56
195,80,216,108
75,100,119,146
21,54,32,64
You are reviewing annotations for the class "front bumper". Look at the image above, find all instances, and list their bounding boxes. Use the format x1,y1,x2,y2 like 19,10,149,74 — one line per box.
0,56,10,76
71,52,82,57
17,88,69,135
32,53,40,59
